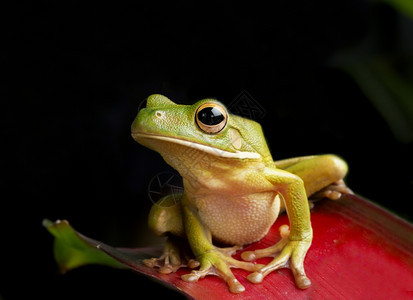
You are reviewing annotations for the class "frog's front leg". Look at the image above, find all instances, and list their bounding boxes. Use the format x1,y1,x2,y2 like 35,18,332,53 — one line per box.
242,168,313,289
181,197,263,294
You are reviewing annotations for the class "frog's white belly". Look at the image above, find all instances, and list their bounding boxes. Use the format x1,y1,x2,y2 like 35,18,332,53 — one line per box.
195,192,280,245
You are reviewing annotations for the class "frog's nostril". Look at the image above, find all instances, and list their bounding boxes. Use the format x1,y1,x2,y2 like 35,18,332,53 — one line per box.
155,111,164,118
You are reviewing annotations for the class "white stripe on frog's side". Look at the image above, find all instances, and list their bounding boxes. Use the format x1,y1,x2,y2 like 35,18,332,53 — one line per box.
132,133,261,160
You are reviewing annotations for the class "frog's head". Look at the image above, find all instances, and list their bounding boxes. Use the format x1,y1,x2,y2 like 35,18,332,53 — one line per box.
131,94,274,174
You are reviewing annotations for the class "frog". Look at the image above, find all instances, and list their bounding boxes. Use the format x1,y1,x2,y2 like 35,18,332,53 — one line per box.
131,94,351,293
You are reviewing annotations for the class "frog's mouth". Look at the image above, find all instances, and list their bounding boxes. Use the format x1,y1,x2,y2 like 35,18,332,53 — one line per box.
132,132,261,160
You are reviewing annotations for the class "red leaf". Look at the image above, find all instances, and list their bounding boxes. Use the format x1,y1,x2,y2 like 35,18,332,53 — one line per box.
45,194,413,299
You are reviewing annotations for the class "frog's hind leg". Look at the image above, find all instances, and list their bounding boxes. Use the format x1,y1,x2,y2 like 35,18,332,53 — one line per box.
275,154,352,201
142,194,199,273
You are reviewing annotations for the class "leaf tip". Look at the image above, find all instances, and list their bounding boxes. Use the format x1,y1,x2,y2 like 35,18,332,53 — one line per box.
42,219,70,229
42,218,53,228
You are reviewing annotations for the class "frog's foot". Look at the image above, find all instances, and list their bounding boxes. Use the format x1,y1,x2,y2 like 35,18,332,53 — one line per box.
216,244,243,256
181,248,263,294
241,225,312,289
143,237,199,274
310,179,353,201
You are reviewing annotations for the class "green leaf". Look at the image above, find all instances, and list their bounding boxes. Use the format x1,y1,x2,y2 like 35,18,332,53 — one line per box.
43,219,126,273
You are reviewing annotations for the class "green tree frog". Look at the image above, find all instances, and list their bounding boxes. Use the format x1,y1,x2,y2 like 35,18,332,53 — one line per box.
131,94,351,293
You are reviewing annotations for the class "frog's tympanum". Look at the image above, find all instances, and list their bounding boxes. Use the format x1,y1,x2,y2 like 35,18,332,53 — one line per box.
131,94,351,293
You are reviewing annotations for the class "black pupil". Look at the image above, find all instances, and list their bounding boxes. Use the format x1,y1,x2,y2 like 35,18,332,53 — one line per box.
198,107,225,125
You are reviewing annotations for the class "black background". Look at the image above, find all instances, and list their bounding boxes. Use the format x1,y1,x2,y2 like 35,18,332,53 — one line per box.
3,1,413,299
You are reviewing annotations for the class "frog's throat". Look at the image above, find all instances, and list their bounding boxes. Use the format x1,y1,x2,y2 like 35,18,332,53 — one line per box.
132,133,261,160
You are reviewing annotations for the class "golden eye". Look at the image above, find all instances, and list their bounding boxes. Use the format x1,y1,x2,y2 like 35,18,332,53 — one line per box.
195,103,228,134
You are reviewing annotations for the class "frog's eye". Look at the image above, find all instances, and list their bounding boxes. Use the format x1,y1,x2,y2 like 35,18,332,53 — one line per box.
196,103,228,134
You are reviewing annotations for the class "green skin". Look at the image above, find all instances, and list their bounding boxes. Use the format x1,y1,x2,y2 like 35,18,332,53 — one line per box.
131,94,349,293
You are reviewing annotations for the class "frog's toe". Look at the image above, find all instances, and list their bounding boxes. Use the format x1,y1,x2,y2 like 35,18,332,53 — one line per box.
243,226,312,289
181,267,211,282
182,266,245,294
246,271,264,283
294,273,311,289
143,237,198,274
290,243,312,289
182,249,261,293
216,244,243,256
187,258,200,269
310,179,353,201
142,251,183,274
142,256,163,268
228,278,246,294
241,226,290,261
